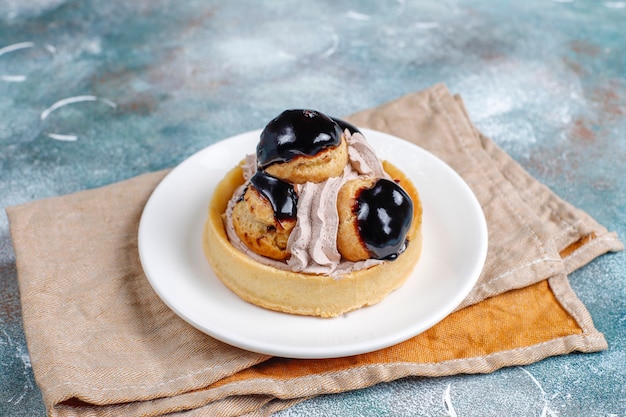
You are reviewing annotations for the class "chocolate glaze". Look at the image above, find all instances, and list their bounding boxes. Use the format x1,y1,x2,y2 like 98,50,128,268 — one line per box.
249,171,298,221
257,109,343,169
331,117,361,135
354,178,413,260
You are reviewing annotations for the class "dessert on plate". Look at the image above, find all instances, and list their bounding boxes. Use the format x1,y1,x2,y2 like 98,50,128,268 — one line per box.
203,109,422,317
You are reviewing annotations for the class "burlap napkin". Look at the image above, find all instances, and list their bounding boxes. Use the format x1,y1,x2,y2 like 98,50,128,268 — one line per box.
7,84,622,417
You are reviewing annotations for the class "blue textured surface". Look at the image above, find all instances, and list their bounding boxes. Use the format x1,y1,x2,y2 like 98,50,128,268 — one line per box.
1,1,624,415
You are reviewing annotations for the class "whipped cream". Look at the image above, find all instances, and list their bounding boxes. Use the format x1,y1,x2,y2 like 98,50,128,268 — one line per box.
224,130,389,278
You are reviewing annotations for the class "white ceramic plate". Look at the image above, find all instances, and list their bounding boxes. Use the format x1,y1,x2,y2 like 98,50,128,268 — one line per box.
138,128,488,359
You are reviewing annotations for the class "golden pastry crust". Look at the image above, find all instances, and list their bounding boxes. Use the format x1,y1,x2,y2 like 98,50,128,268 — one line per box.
336,177,377,262
231,185,296,261
204,161,422,318
264,136,349,184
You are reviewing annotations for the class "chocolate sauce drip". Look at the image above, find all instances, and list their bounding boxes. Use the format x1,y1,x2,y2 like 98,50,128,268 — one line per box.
250,171,298,221
331,117,361,135
256,109,343,169
354,178,413,260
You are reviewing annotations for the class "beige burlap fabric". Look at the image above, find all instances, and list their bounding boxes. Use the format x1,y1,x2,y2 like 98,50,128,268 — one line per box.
7,84,622,416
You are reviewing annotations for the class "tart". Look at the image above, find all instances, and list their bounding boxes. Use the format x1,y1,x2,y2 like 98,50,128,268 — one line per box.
203,158,422,318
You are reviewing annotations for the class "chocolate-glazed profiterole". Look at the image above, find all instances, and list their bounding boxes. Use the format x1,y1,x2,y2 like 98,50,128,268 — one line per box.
257,109,349,184
358,179,413,259
337,178,413,262
203,109,423,317
231,172,297,261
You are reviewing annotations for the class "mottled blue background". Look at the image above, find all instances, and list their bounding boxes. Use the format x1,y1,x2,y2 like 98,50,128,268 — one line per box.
1,1,624,415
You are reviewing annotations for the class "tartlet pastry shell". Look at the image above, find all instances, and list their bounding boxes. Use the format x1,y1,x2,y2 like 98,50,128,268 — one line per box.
203,161,422,318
